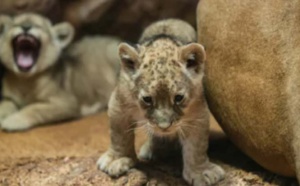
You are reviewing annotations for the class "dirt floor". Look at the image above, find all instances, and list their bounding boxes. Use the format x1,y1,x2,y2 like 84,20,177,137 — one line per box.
0,112,297,186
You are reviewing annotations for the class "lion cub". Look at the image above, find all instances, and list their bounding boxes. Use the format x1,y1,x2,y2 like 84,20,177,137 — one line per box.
0,13,120,131
97,19,225,185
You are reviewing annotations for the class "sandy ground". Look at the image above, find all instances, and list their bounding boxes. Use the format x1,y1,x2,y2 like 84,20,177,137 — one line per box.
0,112,297,186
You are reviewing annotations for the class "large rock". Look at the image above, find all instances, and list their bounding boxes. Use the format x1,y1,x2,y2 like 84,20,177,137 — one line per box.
197,0,300,177
0,0,62,22
72,0,198,41
0,0,198,41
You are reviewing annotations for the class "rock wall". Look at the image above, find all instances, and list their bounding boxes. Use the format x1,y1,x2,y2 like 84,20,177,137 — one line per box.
0,0,199,41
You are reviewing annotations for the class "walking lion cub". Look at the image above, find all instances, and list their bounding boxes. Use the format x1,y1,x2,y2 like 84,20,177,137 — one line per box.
97,19,225,186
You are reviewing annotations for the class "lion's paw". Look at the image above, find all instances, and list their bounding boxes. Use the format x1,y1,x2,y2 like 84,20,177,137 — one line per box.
1,114,33,132
183,162,225,186
97,150,135,177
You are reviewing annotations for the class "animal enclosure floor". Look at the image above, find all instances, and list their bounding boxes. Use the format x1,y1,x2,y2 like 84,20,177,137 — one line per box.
0,112,296,186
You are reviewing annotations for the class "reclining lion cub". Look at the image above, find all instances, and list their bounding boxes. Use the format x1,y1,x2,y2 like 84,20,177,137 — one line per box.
0,13,120,131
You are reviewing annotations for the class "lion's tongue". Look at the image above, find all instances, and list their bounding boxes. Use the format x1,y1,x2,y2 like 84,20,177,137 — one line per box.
17,52,34,68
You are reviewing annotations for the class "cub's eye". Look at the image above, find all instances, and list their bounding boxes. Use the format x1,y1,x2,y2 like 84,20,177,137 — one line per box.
142,96,153,105
174,95,184,104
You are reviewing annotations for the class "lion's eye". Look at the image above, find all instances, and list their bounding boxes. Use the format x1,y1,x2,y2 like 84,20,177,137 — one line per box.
174,95,184,104
142,96,153,105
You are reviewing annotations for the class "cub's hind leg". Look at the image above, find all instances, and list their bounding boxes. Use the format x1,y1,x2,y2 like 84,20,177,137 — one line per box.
138,135,180,161
138,135,154,161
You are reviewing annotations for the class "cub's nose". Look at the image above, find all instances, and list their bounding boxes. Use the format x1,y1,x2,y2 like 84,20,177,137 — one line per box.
21,24,31,32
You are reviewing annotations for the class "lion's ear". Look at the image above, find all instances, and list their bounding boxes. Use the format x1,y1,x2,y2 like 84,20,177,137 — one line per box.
0,15,12,36
118,43,140,74
180,43,206,75
52,22,75,49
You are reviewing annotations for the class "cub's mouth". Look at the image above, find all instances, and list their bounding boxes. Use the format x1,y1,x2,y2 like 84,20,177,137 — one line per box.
12,34,41,72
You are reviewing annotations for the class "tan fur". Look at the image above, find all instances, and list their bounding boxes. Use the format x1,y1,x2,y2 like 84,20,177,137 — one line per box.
97,19,225,186
197,0,300,179
0,13,120,131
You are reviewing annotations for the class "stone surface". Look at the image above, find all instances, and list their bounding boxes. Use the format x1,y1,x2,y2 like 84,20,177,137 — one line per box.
0,113,296,185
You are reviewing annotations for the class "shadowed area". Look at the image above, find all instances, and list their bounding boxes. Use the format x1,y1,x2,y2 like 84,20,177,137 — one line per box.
0,113,296,185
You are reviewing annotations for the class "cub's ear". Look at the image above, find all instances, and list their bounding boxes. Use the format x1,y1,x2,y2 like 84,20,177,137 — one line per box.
52,22,74,49
118,43,140,73
180,43,206,74
0,15,12,36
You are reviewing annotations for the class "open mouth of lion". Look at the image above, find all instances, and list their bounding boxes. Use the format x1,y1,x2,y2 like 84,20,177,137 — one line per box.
12,34,40,72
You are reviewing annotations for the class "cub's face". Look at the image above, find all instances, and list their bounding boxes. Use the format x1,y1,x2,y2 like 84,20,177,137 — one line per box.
118,40,206,136
0,13,74,76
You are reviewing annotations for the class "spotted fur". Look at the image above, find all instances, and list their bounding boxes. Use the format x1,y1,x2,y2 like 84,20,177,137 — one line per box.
97,19,225,185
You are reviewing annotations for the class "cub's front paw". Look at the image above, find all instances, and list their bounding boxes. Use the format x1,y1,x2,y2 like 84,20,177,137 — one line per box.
183,163,225,186
97,150,135,177
1,114,33,132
